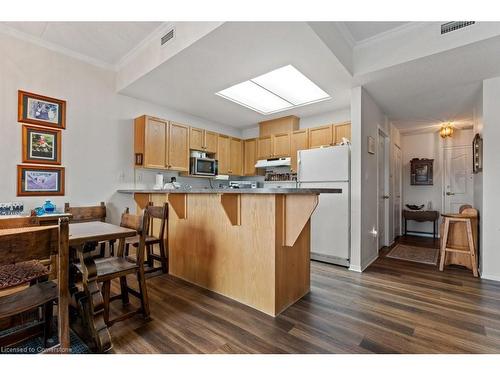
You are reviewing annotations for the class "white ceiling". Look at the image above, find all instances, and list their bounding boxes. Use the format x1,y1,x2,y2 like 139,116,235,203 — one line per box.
120,22,353,128
1,22,163,65
342,22,409,43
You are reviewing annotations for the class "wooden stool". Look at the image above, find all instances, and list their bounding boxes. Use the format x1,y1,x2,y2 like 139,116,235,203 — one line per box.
439,208,478,277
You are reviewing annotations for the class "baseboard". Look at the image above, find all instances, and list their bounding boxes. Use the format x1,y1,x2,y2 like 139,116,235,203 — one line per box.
348,264,362,272
480,273,500,282
361,253,379,271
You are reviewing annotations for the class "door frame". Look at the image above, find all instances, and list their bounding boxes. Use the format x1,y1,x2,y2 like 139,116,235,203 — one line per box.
377,127,390,249
441,144,474,214
392,144,403,238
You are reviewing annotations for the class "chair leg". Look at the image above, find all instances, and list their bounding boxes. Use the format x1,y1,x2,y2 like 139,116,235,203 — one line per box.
102,281,111,325
136,270,150,320
125,243,130,257
147,245,154,268
466,220,479,277
439,218,450,271
99,242,106,258
158,241,168,274
43,301,54,348
119,276,130,305
109,240,116,257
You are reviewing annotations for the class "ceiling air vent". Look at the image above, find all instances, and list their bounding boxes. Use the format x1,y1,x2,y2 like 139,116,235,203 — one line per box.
441,21,475,35
161,28,175,45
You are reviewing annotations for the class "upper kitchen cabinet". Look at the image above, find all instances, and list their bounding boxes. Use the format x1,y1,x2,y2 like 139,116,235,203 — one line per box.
243,138,258,176
290,129,309,173
259,116,299,136
257,135,273,159
167,122,190,171
309,125,334,148
272,132,291,157
334,122,351,145
134,115,167,169
190,127,218,153
217,134,231,174
229,138,243,176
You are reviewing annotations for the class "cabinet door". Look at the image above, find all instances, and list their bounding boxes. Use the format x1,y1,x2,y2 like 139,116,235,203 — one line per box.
144,117,167,169
217,134,230,174
257,136,272,159
243,139,257,176
334,123,351,145
290,129,309,173
272,132,291,157
204,131,218,153
167,122,189,171
229,138,243,176
309,125,334,148
190,127,204,151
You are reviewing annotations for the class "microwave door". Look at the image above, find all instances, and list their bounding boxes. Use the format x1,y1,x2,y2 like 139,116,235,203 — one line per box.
196,159,216,175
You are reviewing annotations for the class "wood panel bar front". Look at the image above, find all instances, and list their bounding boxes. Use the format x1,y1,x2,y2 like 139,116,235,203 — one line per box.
132,191,320,316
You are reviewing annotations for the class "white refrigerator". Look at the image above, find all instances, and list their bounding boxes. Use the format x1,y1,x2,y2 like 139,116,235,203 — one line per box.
297,146,350,266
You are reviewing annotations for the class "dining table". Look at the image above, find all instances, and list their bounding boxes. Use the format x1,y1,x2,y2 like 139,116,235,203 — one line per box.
68,221,136,353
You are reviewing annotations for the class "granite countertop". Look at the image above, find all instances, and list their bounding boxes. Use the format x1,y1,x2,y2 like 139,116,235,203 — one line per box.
117,188,342,194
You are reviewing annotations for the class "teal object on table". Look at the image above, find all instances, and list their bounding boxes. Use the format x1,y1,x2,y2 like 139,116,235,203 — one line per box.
42,200,56,213
34,207,45,216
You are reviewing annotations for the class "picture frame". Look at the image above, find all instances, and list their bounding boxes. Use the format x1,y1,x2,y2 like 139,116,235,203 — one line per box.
17,165,65,196
18,90,66,129
368,136,375,154
410,158,434,186
22,125,62,165
472,133,483,174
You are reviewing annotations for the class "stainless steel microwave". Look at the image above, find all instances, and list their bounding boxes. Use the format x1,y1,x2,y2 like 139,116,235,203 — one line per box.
190,157,218,176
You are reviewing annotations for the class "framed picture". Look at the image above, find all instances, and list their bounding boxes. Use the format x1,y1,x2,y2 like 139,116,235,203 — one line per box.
17,165,65,196
18,90,66,129
472,133,483,174
410,158,434,186
22,125,61,165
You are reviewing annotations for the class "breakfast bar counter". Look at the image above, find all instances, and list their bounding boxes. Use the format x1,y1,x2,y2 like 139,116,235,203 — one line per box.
118,188,340,316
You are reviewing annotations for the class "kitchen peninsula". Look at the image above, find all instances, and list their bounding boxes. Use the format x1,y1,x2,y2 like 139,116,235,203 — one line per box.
118,188,340,316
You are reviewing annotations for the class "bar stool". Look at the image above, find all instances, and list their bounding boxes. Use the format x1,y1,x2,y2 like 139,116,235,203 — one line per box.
439,207,478,277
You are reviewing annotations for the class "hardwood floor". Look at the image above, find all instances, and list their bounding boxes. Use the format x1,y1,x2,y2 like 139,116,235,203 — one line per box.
108,237,500,354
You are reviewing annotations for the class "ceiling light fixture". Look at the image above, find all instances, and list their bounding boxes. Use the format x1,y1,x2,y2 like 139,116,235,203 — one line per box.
440,122,454,138
215,65,331,115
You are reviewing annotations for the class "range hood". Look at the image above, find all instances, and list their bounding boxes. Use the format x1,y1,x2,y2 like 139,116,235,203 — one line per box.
255,157,291,168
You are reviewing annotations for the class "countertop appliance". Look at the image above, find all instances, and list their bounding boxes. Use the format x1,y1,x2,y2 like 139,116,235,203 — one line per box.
255,157,291,168
190,157,217,176
298,145,350,266
229,181,258,189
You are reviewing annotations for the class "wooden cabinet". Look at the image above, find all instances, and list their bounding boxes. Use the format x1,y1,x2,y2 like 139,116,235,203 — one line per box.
190,127,218,153
309,125,334,148
167,122,189,171
135,116,167,169
259,115,299,136
205,131,218,153
272,132,291,157
257,136,273,159
290,129,309,173
229,138,243,175
217,134,231,175
243,138,258,176
134,116,188,171
334,122,351,145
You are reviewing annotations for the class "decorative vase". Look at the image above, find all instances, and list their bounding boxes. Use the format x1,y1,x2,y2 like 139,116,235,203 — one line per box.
42,200,55,213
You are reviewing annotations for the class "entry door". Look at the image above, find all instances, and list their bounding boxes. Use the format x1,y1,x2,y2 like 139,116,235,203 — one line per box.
393,146,402,238
378,132,388,249
443,146,474,213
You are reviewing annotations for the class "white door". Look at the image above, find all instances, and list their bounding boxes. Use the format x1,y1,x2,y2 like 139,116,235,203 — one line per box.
393,146,402,238
443,146,474,213
378,131,389,249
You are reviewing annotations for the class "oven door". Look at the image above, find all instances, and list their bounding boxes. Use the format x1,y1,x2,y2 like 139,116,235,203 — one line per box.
192,158,217,176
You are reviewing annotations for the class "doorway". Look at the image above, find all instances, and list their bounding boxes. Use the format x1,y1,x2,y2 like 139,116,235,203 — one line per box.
378,129,390,249
443,146,474,213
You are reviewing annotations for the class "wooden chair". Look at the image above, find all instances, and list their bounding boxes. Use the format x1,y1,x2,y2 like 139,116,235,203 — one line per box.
65,202,110,257
439,207,479,277
0,218,70,351
125,202,169,274
77,209,150,327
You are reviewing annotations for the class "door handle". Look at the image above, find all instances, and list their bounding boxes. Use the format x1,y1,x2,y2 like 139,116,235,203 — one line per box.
446,192,455,196
383,195,390,199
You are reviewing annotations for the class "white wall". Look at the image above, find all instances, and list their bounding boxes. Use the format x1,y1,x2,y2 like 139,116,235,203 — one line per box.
400,128,473,236
350,87,389,271
240,108,350,139
481,76,500,281
388,123,401,242
0,32,241,224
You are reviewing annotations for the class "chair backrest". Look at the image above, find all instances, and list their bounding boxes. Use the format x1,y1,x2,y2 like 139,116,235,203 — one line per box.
65,202,106,223
145,202,168,240
459,204,473,213
0,216,40,229
120,208,149,265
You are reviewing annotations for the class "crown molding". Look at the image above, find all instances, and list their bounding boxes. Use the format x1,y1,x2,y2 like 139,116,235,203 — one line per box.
0,23,116,71
354,22,430,49
334,22,356,48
